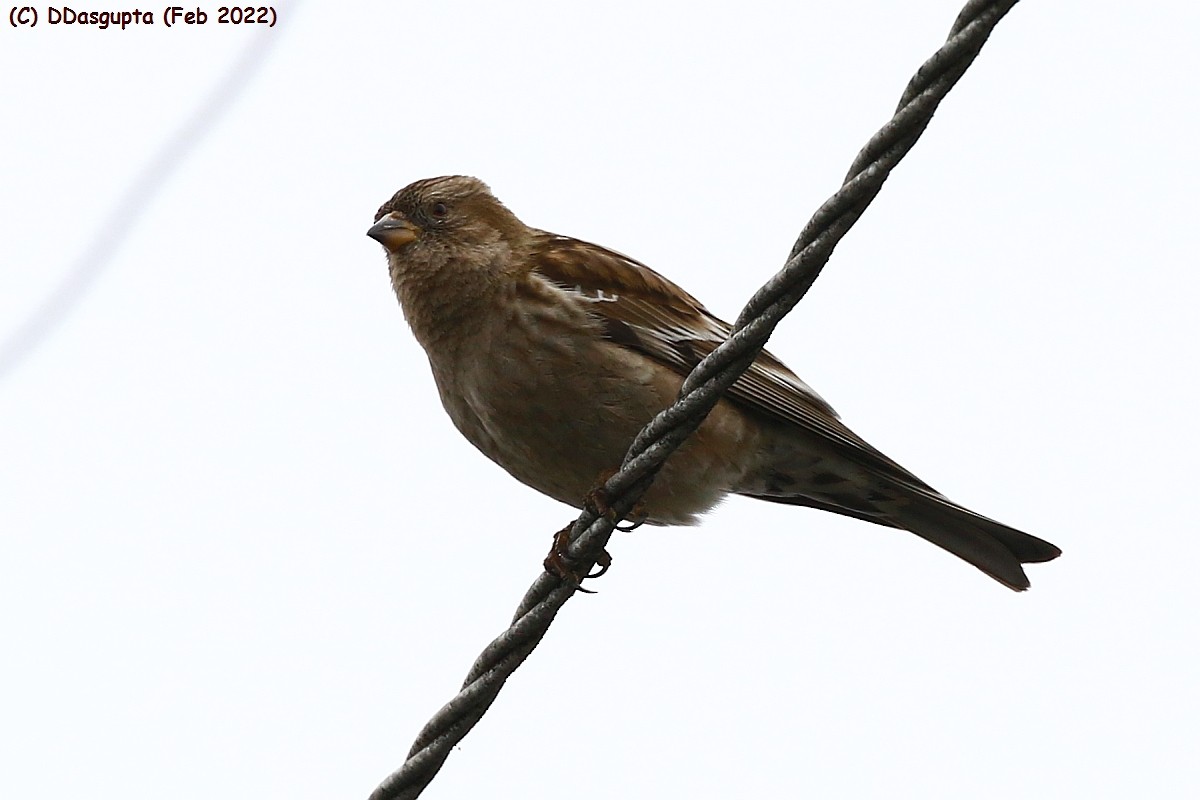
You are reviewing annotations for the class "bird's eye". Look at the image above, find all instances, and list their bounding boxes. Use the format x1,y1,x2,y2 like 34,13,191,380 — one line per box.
430,202,449,219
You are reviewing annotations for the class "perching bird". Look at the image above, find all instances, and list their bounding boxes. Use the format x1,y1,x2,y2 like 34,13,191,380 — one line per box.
367,176,1061,590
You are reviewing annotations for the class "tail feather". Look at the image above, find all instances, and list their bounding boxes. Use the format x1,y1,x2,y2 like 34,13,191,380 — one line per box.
744,491,1061,591
901,500,1060,591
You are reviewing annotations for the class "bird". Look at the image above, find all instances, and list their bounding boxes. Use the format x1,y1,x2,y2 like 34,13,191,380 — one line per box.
367,175,1061,590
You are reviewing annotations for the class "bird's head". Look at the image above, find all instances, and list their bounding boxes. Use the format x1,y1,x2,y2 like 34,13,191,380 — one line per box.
368,176,533,347
368,175,527,268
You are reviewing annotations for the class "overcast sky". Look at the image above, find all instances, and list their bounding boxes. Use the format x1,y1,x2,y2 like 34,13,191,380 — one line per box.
3,2,1198,798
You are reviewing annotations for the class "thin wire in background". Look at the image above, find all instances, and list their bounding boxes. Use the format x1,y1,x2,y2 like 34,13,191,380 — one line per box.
0,2,305,383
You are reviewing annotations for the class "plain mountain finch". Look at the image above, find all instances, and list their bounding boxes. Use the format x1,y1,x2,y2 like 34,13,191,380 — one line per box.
368,176,1060,590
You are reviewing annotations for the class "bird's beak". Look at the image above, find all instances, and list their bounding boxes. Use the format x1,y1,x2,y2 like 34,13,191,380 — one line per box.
367,212,421,250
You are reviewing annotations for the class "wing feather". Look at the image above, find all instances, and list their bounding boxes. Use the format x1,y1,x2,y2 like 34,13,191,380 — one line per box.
528,232,935,491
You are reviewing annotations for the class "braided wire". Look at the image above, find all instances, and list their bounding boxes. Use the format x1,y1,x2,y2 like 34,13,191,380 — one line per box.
370,2,1019,797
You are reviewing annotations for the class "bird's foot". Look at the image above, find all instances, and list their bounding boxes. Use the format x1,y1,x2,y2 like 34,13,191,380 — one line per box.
584,471,649,531
615,503,648,531
584,474,618,520
543,524,612,592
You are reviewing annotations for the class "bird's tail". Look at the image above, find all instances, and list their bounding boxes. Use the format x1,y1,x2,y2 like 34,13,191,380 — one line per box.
744,490,1061,591
890,496,1060,590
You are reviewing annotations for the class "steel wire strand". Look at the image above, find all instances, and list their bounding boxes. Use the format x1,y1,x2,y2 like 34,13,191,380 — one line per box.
370,3,1020,797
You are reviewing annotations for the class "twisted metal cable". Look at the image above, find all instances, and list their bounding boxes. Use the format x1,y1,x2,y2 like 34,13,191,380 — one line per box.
371,2,1019,797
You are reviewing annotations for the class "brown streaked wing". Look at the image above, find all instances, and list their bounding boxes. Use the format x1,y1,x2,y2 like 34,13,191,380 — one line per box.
527,231,938,492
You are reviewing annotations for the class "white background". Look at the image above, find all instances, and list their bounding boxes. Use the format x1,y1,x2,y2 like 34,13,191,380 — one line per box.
3,1,1197,798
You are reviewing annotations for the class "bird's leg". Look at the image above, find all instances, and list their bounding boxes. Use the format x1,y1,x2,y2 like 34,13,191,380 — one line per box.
543,524,612,589
584,483,616,520
584,469,649,531
542,524,578,581
543,469,650,587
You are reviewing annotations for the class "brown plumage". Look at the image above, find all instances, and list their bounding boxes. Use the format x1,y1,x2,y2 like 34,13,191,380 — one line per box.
368,175,1061,590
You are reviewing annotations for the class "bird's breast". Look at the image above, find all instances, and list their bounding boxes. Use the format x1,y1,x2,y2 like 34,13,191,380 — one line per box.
424,283,763,523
